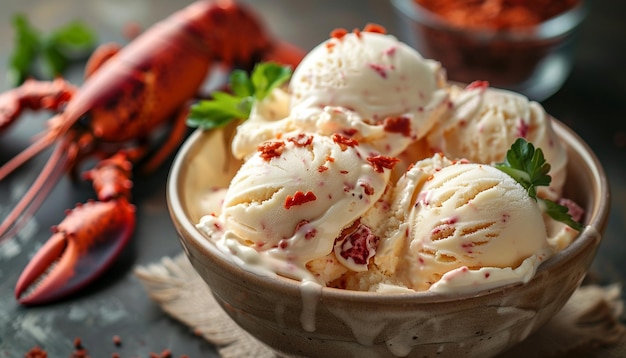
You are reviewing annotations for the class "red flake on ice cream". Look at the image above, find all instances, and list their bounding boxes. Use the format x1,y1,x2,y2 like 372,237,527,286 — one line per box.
332,133,359,150
318,165,329,172
360,183,375,195
337,224,379,265
363,23,387,34
288,133,314,147
517,119,529,138
367,155,400,173
369,63,389,78
258,141,286,161
383,116,412,136
330,28,348,40
285,191,317,209
466,80,489,90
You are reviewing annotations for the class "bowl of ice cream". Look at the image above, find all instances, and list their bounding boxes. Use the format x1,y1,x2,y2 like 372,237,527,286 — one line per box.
391,0,588,101
167,26,609,358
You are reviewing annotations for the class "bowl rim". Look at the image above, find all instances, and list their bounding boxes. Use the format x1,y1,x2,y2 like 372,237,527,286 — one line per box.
390,0,588,41
167,118,609,304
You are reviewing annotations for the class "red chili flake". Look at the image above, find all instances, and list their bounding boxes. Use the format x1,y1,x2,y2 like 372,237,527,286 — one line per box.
516,119,529,138
340,170,349,174
330,28,348,39
466,80,489,90
368,63,388,78
112,335,122,347
74,337,83,349
284,191,317,209
360,183,375,195
367,155,400,173
318,165,329,173
258,141,285,161
288,133,314,147
383,116,411,136
332,133,359,150
25,346,47,358
363,23,387,34
326,155,335,162
336,223,379,265
279,240,289,249
112,354,120,358
342,127,358,136
160,349,172,358
485,272,491,278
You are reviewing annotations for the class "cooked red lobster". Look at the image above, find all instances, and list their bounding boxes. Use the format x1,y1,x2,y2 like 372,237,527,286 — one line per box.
0,0,304,305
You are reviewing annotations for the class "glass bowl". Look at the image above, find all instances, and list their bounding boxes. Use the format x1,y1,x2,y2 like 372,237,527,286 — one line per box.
391,0,588,101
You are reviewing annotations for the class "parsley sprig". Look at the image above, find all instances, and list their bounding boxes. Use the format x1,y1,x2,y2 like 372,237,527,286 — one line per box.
495,138,583,231
187,62,292,130
9,14,97,86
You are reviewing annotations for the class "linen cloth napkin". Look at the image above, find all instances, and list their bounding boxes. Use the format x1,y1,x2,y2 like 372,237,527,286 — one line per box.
135,254,626,358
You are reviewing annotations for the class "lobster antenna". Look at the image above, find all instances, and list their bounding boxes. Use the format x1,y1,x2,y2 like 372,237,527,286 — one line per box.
0,143,71,240
0,124,60,182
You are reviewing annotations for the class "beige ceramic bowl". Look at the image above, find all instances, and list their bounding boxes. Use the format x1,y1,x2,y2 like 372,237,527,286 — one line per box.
167,120,609,358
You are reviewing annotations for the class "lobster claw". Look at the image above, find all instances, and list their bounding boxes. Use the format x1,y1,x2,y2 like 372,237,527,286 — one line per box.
15,198,135,305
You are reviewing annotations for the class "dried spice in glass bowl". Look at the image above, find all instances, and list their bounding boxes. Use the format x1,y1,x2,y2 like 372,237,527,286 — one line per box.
391,0,587,101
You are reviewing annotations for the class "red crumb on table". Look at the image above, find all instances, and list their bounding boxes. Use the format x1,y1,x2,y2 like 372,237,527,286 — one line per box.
363,23,387,34
285,191,317,209
332,133,359,150
159,349,172,358
367,155,400,173
383,116,412,136
73,337,83,349
112,354,120,358
258,141,285,161
25,346,47,358
112,335,122,347
414,0,580,30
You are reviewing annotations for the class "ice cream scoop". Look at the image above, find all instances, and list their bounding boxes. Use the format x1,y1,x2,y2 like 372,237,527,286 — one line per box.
198,133,398,282
231,26,449,159
425,82,568,199
378,155,552,293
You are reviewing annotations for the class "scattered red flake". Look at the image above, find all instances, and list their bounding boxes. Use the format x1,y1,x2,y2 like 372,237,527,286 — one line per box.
326,155,335,162
112,335,122,347
342,127,358,136
25,346,47,358
383,116,411,136
340,170,349,174
330,28,348,39
295,220,318,240
279,240,289,249
485,272,491,278
74,337,83,349
369,63,388,78
70,348,89,358
288,133,314,147
325,42,336,52
112,354,120,358
258,141,285,161
558,198,585,223
517,119,529,138
353,28,362,38
363,23,387,34
318,165,329,173
332,133,359,150
466,80,489,90
336,223,379,265
367,155,400,173
284,191,317,209
159,349,172,358
360,183,375,195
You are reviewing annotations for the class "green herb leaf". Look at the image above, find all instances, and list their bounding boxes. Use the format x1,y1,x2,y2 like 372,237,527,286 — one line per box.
8,14,97,86
187,62,292,129
495,138,582,231
8,14,41,86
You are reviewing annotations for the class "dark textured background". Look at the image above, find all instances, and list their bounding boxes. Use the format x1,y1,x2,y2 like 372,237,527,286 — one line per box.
0,1,624,356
